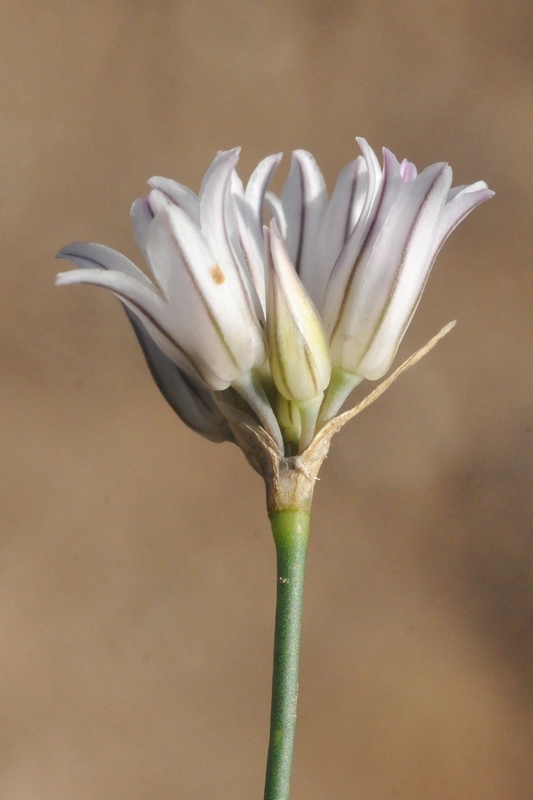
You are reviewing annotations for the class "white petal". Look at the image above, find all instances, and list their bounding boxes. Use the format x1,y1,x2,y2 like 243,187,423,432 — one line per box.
435,182,494,247
341,163,453,377
400,159,418,182
147,205,266,385
125,307,233,442
232,172,267,311
198,148,242,271
199,149,263,320
409,183,494,308
147,188,173,215
231,153,282,312
245,153,283,225
306,157,367,311
345,156,370,231
322,145,402,337
145,203,214,302
280,150,327,283
148,176,199,224
57,241,153,288
55,265,202,376
265,191,287,238
130,198,153,262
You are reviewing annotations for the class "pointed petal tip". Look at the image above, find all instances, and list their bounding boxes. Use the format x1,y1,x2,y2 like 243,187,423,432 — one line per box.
215,146,241,162
268,217,280,237
255,150,283,172
267,218,289,256
355,137,381,169
56,242,91,260
130,195,149,212
470,186,495,203
381,147,403,174
56,243,75,259
455,184,495,205
291,148,313,160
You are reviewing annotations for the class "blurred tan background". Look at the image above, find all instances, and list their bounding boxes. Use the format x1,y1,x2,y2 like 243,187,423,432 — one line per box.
0,1,532,798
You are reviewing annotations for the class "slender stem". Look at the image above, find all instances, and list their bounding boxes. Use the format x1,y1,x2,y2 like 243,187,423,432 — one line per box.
264,508,310,800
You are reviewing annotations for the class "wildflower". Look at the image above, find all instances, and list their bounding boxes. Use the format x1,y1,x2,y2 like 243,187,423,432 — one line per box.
57,151,282,449
56,138,494,800
57,139,493,454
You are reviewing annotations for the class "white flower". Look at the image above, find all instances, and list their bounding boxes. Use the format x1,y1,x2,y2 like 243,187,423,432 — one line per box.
321,140,493,382
57,150,266,392
264,138,494,419
57,138,493,452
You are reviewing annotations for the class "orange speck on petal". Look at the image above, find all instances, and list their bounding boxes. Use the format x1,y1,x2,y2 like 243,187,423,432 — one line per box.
210,264,226,285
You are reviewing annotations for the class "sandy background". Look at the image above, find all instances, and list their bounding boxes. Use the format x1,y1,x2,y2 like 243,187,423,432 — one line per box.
0,1,532,798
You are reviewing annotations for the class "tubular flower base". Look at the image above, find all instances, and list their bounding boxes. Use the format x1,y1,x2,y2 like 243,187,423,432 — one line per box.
56,139,493,800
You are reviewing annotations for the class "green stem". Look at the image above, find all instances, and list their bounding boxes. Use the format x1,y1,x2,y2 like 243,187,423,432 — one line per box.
264,508,310,800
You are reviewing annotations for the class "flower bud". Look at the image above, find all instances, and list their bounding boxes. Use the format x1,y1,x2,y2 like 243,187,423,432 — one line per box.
265,221,331,404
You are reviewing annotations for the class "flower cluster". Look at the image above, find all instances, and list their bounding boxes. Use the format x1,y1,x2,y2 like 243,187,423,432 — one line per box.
56,139,493,455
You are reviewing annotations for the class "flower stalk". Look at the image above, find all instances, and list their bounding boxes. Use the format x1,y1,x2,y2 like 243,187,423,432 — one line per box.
265,508,310,800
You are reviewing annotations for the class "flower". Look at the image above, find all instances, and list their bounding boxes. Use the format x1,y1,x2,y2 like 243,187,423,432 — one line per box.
57,139,493,454
58,150,265,391
57,151,283,449
321,141,492,381
265,139,494,420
